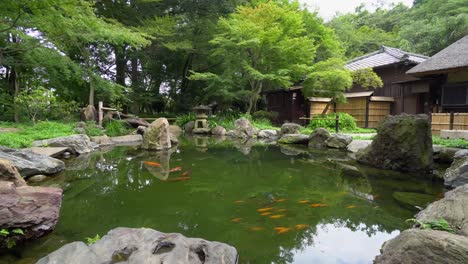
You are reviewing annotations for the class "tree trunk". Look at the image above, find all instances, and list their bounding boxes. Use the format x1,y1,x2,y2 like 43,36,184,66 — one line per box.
89,78,95,106
246,82,263,114
8,67,20,123
115,45,127,86
131,56,138,88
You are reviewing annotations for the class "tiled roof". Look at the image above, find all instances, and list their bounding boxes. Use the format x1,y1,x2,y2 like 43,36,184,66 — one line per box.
407,35,468,76
345,46,429,71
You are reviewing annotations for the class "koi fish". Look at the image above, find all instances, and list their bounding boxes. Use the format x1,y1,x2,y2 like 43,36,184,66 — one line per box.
295,224,309,230
167,176,191,182
257,207,274,212
234,200,245,204
275,199,287,202
270,214,285,219
346,205,357,209
144,161,162,167
274,227,292,234
231,218,242,223
277,209,287,212
298,200,310,204
310,203,328,208
169,167,182,172
249,226,264,231
260,212,272,216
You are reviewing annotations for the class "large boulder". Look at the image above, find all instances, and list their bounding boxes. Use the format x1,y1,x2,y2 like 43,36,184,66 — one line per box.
374,229,468,264
37,227,238,264
141,118,172,150
416,184,468,236
0,181,62,248
356,114,433,172
184,121,195,134
125,118,150,128
0,147,65,177
444,156,468,188
211,126,226,135
33,135,98,155
346,140,371,153
278,134,309,145
226,118,255,139
80,105,97,122
325,134,352,149
258,129,278,139
169,125,183,137
0,158,26,186
308,128,331,149
280,123,302,135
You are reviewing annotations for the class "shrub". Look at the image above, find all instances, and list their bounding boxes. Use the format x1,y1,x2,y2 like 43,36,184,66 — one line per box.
104,120,129,137
308,112,357,132
15,87,56,124
175,112,196,127
252,110,279,122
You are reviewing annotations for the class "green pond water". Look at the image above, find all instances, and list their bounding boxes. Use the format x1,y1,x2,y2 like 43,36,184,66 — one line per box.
0,136,445,264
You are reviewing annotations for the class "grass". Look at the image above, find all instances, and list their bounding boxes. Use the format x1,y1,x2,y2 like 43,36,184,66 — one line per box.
0,121,75,148
433,136,468,149
104,120,130,137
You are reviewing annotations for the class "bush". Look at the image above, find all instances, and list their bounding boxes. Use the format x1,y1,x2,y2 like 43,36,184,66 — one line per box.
252,110,279,122
104,120,129,137
175,113,196,127
308,112,357,131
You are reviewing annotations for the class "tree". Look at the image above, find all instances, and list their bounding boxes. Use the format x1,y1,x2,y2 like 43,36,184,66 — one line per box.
190,1,318,114
15,87,56,124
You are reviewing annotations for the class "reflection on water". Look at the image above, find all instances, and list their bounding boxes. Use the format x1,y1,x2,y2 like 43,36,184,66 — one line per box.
0,136,444,264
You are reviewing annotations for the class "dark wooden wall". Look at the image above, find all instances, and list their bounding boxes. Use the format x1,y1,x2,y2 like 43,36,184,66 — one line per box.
265,89,309,124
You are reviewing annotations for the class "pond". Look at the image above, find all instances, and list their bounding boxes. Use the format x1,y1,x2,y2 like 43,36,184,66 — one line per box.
0,136,444,264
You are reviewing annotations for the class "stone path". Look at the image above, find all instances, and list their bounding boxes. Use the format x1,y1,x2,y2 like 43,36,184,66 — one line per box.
27,147,69,158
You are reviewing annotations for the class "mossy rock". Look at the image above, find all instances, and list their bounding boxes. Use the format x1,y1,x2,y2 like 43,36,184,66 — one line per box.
392,191,434,208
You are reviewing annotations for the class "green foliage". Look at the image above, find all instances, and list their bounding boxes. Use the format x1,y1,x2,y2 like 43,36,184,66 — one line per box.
433,136,468,149
15,87,56,124
175,113,197,127
406,218,456,233
85,234,101,245
0,229,9,237
83,122,105,137
12,229,24,235
104,121,130,137
308,113,357,132
351,68,384,89
0,121,74,148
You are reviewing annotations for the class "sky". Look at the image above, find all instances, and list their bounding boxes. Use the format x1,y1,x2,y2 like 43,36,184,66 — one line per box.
299,0,414,20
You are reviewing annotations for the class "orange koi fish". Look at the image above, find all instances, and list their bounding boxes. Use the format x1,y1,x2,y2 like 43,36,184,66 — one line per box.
260,212,272,216
275,199,287,202
346,205,357,209
270,214,285,219
298,200,310,204
249,226,264,231
274,227,292,234
257,207,274,212
310,203,328,208
144,161,162,167
295,224,309,230
234,200,245,204
231,218,242,222
169,166,182,172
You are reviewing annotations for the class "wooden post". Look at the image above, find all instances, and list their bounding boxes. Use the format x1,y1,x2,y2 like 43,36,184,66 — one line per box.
335,113,339,133
449,111,454,130
98,101,103,126
365,97,370,128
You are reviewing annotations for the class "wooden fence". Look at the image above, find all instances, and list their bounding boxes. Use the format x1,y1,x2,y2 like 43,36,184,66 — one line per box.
431,113,468,135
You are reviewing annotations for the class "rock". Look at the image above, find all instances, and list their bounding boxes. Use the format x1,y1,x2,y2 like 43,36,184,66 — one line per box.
226,118,255,139
347,140,372,153
454,149,468,159
27,174,49,183
136,126,147,135
141,118,171,150
308,128,331,149
338,163,364,178
278,134,309,144
169,125,183,136
374,229,468,264
392,191,434,209
258,129,278,139
0,147,65,177
356,114,433,173
80,105,97,122
170,134,179,145
184,121,195,133
0,158,27,186
416,184,468,236
192,128,211,134
90,135,113,145
111,135,143,145
37,227,238,264
325,134,352,149
75,121,86,128
279,144,309,156
0,181,62,248
73,127,86,134
34,135,98,155
280,123,302,135
125,118,150,128
439,147,461,163
211,126,226,135
444,156,468,188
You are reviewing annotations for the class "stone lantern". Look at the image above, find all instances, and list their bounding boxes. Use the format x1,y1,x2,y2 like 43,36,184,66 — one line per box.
192,105,211,134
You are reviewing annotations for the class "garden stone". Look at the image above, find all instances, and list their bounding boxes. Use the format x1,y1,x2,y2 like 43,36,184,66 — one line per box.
0,158,26,186
374,229,468,264
0,181,62,248
278,134,309,145
141,118,171,150
258,129,278,139
136,125,147,135
280,123,302,135
90,135,113,145
0,146,65,177
80,105,97,122
325,134,352,149
356,114,433,173
454,149,468,159
226,118,255,139
444,156,468,188
73,127,86,134
125,118,150,128
211,126,226,135
110,135,143,145
34,135,98,155
346,140,371,153
37,227,238,264
416,183,468,236
169,125,183,136
338,163,364,178
75,121,86,128
184,121,195,133
308,128,331,149
27,174,49,183
192,128,211,134
439,147,460,163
